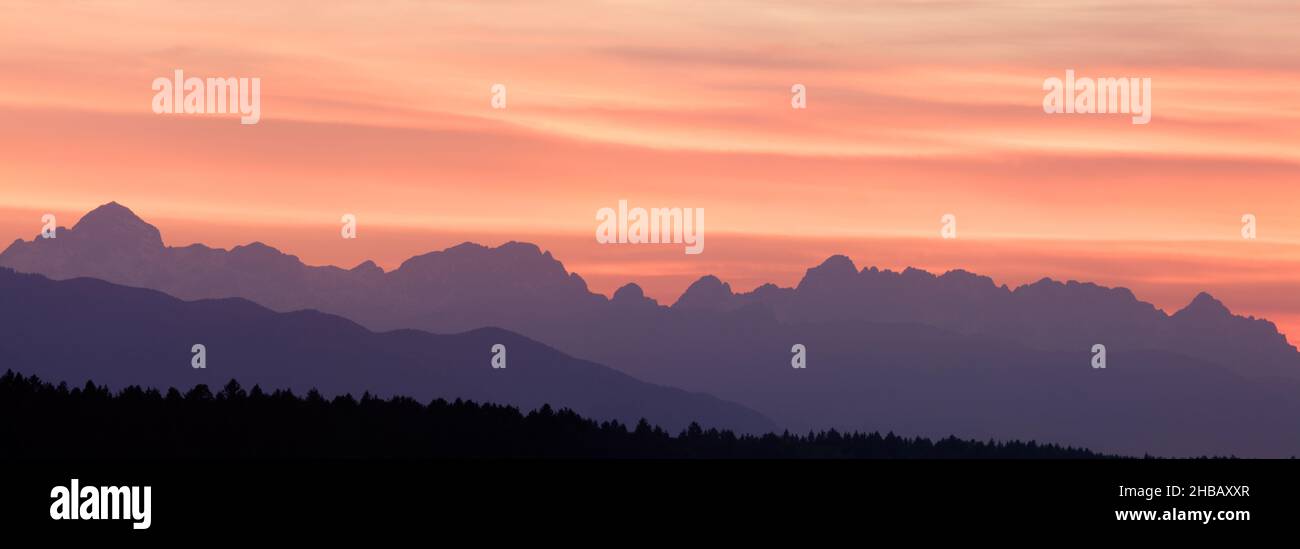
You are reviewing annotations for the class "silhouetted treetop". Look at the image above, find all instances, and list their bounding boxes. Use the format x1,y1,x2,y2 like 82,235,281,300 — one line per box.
0,370,1110,459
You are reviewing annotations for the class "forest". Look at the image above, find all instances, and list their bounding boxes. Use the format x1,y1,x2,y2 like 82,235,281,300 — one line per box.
0,370,1107,459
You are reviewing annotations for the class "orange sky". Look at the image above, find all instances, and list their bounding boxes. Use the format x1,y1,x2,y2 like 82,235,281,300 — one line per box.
3,1,1300,337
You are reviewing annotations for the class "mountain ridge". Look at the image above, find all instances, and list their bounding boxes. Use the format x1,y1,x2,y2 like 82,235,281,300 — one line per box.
0,267,774,434
3,201,1293,382
1,202,1272,323
6,202,1300,456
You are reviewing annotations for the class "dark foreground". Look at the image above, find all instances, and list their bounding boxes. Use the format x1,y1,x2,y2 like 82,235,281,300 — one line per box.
2,370,1287,538
1,370,1101,458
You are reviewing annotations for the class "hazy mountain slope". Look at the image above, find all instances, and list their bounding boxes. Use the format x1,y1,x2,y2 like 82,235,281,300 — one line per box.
0,268,774,434
8,202,1300,455
4,202,1292,384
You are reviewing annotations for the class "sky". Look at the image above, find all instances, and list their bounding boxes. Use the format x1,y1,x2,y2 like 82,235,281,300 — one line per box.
3,1,1300,336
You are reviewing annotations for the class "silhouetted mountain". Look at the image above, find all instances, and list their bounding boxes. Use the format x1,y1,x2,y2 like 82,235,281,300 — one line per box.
723,258,1298,382
0,268,773,434
672,275,735,310
0,205,605,335
611,282,658,308
5,203,1292,383
6,203,1300,456
567,310,1300,457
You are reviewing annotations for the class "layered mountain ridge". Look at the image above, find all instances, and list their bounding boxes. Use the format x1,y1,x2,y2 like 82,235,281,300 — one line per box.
4,202,1292,381
6,202,1300,456
0,267,773,434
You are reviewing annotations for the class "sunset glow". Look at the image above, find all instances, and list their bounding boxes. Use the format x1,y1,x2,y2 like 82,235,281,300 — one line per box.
3,1,1299,335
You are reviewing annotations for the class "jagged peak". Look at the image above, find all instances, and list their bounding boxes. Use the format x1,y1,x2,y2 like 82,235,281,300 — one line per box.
75,201,141,225
67,202,163,248
1175,291,1231,319
231,241,285,255
226,241,304,267
567,271,592,292
901,266,936,279
940,268,981,280
397,241,556,272
445,241,488,253
673,275,735,309
498,241,543,255
797,254,858,290
408,241,555,261
350,260,384,274
685,274,730,292
815,254,857,273
1013,277,1064,293
937,269,1000,292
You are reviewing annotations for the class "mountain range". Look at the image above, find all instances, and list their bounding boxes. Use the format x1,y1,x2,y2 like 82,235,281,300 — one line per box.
0,268,772,434
4,202,1300,456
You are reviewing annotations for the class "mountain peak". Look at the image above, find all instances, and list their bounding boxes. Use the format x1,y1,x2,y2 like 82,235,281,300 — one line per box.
1175,291,1231,319
229,241,293,259
612,282,658,307
75,201,141,226
350,260,384,275
797,254,858,290
499,241,544,255
673,275,735,310
70,202,163,248
612,282,645,302
812,255,857,275
901,266,936,280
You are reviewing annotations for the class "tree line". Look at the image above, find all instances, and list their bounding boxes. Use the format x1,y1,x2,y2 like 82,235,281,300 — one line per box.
0,370,1109,459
